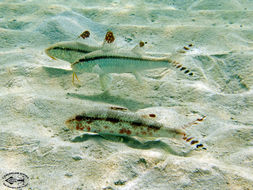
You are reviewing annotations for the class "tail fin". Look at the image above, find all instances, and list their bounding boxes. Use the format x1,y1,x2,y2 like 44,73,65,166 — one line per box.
182,133,207,150
171,60,194,77
170,43,195,77
182,115,206,130
181,115,207,150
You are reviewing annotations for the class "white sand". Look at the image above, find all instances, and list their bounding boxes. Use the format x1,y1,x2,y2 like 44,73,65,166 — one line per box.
0,0,253,189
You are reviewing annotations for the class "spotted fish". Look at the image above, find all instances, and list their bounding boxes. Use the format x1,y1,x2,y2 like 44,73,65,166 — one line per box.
65,107,206,149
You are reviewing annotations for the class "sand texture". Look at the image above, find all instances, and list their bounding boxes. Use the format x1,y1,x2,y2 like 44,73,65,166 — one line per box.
0,0,253,189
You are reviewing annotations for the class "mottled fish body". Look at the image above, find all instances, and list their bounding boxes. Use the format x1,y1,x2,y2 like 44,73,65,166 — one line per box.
65,107,207,149
65,108,185,139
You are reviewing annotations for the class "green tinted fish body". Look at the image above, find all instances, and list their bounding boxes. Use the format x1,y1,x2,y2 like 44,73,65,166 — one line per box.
71,55,171,74
45,31,194,90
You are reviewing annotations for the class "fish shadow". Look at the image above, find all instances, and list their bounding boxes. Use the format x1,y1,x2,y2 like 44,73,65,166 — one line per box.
66,91,152,111
42,67,72,77
71,133,190,157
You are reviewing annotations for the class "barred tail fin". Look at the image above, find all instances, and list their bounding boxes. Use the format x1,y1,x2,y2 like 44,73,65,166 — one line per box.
182,133,207,150
182,115,206,130
171,60,194,77
170,43,195,77
181,115,207,150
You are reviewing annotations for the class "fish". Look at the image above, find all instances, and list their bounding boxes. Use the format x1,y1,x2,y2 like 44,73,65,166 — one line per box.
45,30,195,90
65,107,206,149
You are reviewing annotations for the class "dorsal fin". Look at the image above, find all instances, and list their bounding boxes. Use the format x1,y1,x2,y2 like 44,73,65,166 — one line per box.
104,31,115,43
78,30,90,39
132,41,147,54
171,43,195,77
177,43,194,54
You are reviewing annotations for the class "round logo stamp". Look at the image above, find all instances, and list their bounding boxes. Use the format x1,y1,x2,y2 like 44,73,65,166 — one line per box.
2,172,29,189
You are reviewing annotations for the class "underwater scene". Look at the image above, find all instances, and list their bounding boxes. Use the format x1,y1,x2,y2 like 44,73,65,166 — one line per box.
0,0,253,189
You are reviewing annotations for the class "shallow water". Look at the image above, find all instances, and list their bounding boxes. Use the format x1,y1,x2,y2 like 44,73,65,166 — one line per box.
0,0,253,189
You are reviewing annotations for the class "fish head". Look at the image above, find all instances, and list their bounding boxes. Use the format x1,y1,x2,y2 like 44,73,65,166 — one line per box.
45,41,100,63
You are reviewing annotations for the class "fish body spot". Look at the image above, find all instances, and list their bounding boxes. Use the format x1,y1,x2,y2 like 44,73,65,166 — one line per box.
183,46,190,50
191,140,199,144
79,58,85,62
87,120,93,124
149,113,156,118
105,117,120,124
126,129,131,135
75,115,84,121
119,128,125,134
141,131,147,135
132,122,142,127
186,137,193,142
110,106,127,111
196,144,204,148
76,123,83,130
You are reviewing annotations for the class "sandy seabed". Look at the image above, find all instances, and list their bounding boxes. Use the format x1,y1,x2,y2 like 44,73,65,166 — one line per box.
0,0,253,189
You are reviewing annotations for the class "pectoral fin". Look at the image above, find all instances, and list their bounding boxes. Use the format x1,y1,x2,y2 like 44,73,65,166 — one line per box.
99,74,112,91
72,72,80,84
132,71,142,83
